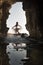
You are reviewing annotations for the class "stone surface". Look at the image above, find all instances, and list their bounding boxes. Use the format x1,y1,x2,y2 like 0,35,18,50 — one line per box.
0,0,43,38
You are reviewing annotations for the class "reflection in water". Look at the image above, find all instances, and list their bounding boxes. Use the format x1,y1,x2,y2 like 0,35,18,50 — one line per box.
12,43,26,51
6,43,26,65
0,37,43,65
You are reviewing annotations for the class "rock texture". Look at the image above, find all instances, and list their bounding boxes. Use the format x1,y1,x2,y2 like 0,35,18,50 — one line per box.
23,1,43,38
0,0,43,38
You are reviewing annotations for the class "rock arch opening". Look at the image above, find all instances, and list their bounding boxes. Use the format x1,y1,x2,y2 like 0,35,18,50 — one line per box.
6,2,29,35
0,0,43,38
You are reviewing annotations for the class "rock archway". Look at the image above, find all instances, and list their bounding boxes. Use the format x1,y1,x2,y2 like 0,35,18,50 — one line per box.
0,0,43,39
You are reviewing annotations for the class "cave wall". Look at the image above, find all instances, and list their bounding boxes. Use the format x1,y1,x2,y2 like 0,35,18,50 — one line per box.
0,0,11,34
23,0,43,38
0,0,43,38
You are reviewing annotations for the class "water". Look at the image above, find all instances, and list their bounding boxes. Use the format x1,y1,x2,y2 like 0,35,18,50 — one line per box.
0,34,29,65
0,34,43,65
4,34,29,43
6,43,26,65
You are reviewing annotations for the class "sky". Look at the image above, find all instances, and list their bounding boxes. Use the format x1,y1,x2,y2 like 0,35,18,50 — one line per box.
6,2,29,35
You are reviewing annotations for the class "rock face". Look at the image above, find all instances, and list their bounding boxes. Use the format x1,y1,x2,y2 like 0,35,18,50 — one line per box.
23,0,43,38
0,0,43,38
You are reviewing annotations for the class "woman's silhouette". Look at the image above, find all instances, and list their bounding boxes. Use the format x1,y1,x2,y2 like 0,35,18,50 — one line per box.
12,22,21,34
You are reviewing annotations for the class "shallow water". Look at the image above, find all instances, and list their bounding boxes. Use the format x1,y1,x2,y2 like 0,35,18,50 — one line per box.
6,43,27,65
0,34,43,65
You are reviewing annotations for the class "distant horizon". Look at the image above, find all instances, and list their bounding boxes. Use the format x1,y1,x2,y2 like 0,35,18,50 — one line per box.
6,2,29,35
